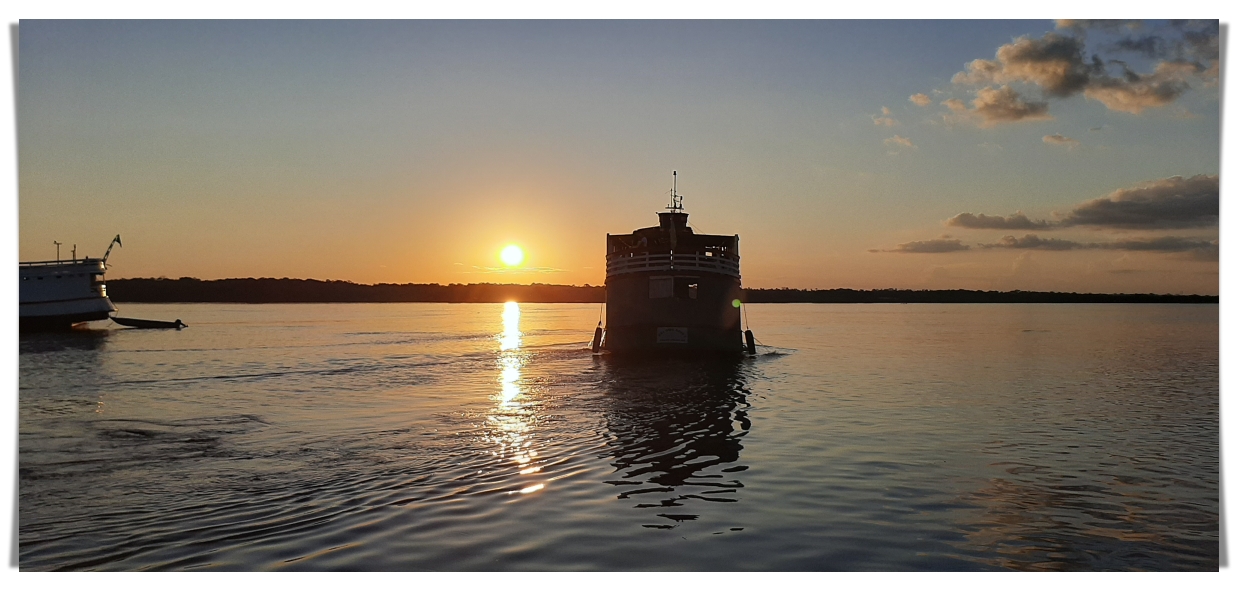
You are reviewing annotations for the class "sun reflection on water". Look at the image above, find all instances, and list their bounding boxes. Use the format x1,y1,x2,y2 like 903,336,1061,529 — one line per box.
499,301,521,352
489,301,544,495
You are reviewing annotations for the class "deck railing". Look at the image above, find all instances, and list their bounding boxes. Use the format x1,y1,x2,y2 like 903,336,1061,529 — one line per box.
19,258,105,268
606,252,740,278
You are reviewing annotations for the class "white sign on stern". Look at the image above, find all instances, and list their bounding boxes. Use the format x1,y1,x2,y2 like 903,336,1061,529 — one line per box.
656,327,689,343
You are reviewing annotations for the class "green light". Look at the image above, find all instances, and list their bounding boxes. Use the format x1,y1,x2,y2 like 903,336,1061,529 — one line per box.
732,299,742,308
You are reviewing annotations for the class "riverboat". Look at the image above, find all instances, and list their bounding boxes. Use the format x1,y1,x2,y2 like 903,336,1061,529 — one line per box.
20,236,121,331
598,173,753,355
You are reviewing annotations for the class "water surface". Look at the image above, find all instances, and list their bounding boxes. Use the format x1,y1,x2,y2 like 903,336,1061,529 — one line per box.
19,303,1218,570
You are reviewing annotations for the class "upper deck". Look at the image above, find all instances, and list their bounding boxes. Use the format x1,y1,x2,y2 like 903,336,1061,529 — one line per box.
20,258,110,304
20,257,106,269
606,211,740,279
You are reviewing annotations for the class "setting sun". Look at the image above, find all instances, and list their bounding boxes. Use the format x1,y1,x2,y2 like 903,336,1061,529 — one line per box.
500,245,524,267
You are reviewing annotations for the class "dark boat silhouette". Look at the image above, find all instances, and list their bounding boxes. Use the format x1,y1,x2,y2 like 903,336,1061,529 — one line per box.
111,316,187,330
597,172,754,355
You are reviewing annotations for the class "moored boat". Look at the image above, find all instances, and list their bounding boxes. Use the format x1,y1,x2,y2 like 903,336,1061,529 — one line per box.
112,316,186,329
20,236,121,331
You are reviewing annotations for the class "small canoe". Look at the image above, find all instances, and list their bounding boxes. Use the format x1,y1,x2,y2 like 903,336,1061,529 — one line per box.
112,317,187,329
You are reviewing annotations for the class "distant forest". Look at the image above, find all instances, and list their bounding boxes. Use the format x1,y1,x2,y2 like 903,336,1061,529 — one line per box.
107,278,1218,304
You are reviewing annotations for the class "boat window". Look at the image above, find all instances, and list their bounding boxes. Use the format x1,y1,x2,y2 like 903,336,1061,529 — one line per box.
673,276,699,299
649,276,673,299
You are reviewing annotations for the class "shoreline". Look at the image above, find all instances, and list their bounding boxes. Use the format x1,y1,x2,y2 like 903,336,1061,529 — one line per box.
105,278,1218,305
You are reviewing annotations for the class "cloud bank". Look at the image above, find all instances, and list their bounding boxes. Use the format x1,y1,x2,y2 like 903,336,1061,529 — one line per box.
979,234,1216,254
947,174,1218,230
1059,174,1218,228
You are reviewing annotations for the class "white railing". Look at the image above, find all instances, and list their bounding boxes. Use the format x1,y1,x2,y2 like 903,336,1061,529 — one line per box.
19,258,105,268
606,252,740,278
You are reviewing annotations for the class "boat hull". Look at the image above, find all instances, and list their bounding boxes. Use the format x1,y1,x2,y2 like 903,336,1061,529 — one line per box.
602,197,746,356
20,258,117,332
604,270,744,354
20,297,117,331
19,307,115,331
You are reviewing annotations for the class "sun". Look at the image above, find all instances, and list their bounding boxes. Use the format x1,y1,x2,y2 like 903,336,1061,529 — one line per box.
500,244,525,267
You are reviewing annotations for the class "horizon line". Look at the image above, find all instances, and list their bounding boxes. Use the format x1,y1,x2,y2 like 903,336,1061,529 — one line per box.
107,277,1218,298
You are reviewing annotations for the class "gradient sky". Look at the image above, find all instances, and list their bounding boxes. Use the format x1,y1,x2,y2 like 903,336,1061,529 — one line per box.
17,20,1221,294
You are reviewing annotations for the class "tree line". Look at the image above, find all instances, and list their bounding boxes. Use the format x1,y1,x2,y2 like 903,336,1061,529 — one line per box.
106,278,1217,304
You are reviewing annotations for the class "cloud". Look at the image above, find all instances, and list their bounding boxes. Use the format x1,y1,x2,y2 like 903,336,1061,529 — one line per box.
881,231,1217,258
1042,134,1080,149
884,135,913,148
947,212,1050,230
1059,174,1218,228
883,134,916,154
947,26,1217,117
1110,35,1167,58
1183,241,1219,261
1055,20,1142,34
944,85,1051,127
980,234,1217,254
947,174,1218,231
980,234,1082,250
883,237,970,253
468,265,565,274
872,106,899,127
1176,20,1220,69
1103,236,1216,252
952,33,1098,97
909,93,932,106
1084,61,1194,114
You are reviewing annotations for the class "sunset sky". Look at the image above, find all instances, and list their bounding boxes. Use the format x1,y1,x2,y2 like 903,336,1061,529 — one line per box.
16,19,1222,294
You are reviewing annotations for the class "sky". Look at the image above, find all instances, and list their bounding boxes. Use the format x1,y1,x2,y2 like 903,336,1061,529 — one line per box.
15,19,1223,294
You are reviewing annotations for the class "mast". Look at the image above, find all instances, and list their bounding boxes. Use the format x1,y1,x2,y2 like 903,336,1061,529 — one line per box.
668,170,684,212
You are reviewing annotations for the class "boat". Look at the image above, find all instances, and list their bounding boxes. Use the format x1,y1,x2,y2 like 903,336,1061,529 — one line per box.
19,236,121,331
111,316,186,329
598,172,754,355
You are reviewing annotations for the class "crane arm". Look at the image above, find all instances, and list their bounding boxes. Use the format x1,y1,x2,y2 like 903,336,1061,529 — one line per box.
102,234,122,265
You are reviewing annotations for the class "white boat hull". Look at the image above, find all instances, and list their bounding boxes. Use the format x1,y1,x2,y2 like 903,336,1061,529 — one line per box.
19,258,116,331
19,297,117,330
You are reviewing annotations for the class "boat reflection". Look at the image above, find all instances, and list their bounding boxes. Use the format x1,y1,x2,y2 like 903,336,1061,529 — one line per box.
19,327,110,354
487,302,545,493
19,328,111,415
597,356,753,528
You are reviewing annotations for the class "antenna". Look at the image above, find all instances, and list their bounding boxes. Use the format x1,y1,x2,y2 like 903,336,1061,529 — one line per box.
54,241,61,261
668,170,683,212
